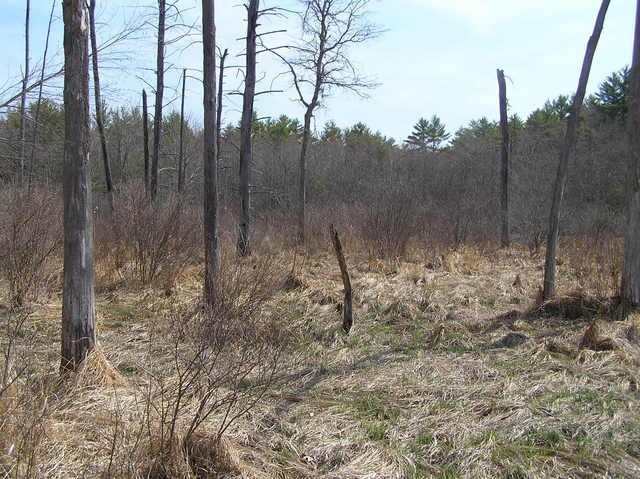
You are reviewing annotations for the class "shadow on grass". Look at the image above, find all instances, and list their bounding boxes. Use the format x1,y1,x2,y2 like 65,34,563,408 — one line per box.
258,347,408,428
486,293,623,333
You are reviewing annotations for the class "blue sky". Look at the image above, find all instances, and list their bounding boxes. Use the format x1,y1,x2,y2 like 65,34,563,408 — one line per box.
0,0,635,142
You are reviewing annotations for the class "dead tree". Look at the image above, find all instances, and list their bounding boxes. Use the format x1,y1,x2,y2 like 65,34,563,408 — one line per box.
143,89,150,190
497,68,510,248
216,48,228,165
542,0,610,301
151,0,166,200
19,0,30,186
621,0,640,315
61,0,96,372
178,68,186,193
238,0,259,257
202,0,219,306
330,224,353,334
28,0,56,189
88,0,114,212
273,0,382,243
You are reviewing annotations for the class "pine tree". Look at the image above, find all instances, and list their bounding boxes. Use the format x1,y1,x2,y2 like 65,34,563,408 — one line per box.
405,115,450,151
594,66,630,121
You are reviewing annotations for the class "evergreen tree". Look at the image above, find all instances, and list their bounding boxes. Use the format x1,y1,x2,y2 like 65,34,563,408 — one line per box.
526,94,572,130
405,115,450,151
594,66,630,121
321,120,343,142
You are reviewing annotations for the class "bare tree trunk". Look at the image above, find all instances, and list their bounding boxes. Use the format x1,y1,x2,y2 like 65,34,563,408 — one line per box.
19,0,30,186
330,224,353,334
61,0,96,372
202,0,219,307
217,48,228,165
542,0,610,301
216,48,227,204
178,68,186,193
28,0,55,190
142,89,150,191
88,0,114,212
151,0,166,200
297,109,312,243
621,0,640,316
497,68,510,248
238,0,259,257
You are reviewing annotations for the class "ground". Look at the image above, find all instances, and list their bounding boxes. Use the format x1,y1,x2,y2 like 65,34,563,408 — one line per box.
1,238,639,478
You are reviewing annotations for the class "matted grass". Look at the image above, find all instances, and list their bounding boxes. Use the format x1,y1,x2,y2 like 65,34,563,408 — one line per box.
1,237,638,478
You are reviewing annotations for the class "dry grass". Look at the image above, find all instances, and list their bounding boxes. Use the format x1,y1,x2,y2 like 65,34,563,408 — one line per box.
1,236,639,478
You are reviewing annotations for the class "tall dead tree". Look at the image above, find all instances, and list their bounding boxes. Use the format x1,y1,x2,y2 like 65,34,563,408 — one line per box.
88,0,114,211
61,0,96,372
178,68,187,193
238,0,259,257
274,0,381,243
497,68,510,248
542,0,610,301
19,0,30,186
202,0,219,306
143,89,150,190
151,0,166,200
216,48,228,164
621,0,640,315
28,0,56,189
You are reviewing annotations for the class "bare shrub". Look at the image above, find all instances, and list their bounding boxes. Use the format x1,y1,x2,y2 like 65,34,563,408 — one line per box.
0,307,56,478
562,235,622,299
357,189,416,260
0,188,62,306
96,186,201,289
103,250,290,477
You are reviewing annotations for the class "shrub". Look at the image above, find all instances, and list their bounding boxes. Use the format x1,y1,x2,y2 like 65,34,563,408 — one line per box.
0,188,62,306
357,188,417,260
102,249,291,477
96,186,201,289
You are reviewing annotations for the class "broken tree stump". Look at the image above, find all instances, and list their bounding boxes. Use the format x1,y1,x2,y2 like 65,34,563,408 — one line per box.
329,224,353,334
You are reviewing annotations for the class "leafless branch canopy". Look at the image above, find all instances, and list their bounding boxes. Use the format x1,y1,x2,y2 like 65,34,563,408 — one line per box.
275,0,383,108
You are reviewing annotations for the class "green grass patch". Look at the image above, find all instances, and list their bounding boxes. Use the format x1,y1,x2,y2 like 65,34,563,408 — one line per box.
362,420,386,441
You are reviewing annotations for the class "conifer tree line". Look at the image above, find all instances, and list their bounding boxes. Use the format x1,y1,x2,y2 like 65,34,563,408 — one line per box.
1,65,631,240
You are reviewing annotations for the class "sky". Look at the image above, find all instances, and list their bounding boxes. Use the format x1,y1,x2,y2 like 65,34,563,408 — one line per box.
0,0,635,143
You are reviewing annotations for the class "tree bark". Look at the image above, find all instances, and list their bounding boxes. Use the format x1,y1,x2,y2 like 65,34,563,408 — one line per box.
88,0,114,212
497,68,510,248
238,0,259,257
330,224,353,334
621,0,640,315
542,0,610,301
202,0,219,307
151,0,166,200
61,0,96,372
178,68,186,193
142,89,150,191
19,0,30,186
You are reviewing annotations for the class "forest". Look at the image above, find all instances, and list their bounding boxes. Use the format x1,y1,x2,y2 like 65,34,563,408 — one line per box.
0,0,639,478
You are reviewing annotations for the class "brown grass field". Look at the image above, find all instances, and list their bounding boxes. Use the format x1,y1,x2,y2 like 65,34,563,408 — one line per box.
1,235,639,478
